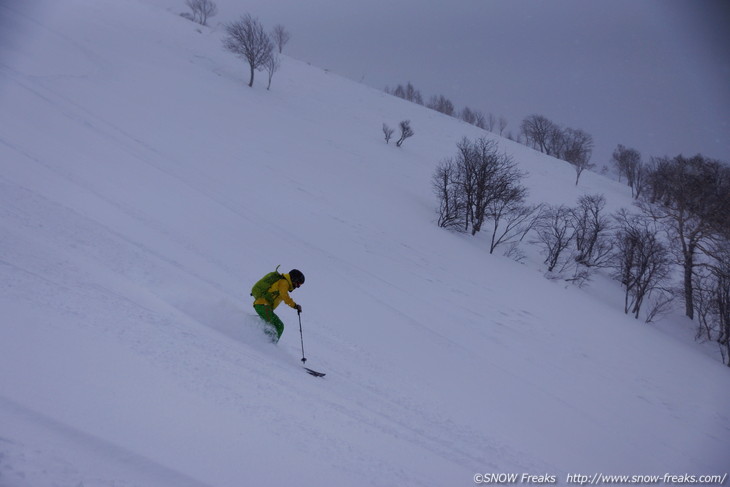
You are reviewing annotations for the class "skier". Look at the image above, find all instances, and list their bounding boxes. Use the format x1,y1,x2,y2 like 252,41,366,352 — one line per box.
251,267,305,343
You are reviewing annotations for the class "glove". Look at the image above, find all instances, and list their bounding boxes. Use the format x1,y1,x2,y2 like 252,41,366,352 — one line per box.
295,304,302,313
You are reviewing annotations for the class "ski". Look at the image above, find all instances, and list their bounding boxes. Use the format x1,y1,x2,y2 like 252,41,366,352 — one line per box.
303,367,326,377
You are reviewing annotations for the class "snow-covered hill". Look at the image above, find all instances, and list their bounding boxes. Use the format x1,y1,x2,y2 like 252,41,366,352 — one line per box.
1,1,728,485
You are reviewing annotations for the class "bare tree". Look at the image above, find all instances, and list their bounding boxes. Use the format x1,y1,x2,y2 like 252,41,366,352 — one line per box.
185,0,217,25
458,137,520,235
521,115,595,184
382,123,394,144
520,114,558,154
694,269,718,342
460,106,477,125
544,124,566,158
403,82,423,104
264,52,280,90
498,116,508,136
640,154,730,319
389,84,403,99
691,235,730,364
433,137,528,246
427,95,455,116
388,82,423,105
611,144,639,182
271,24,291,53
611,145,644,197
534,205,575,273
486,113,497,132
644,288,675,324
487,196,541,255
612,210,671,319
713,243,730,365
390,85,404,99
561,128,594,185
571,194,613,268
461,107,494,132
457,137,500,235
223,14,274,87
473,111,487,130
396,120,414,147
433,158,465,230
631,159,649,200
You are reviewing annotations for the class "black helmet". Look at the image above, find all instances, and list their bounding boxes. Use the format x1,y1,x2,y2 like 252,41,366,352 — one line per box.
290,269,305,286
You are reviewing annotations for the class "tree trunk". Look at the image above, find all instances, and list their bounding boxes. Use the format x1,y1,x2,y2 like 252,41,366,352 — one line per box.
683,247,695,320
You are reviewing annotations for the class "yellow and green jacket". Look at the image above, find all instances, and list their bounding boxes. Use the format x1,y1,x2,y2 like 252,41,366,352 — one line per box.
253,273,298,310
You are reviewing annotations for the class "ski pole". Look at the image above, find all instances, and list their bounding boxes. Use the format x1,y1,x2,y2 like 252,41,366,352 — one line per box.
298,310,307,363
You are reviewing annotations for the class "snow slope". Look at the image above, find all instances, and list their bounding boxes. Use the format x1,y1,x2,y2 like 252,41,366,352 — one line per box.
1,1,729,485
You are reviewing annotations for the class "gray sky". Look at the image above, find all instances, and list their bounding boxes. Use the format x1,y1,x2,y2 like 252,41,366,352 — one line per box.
233,0,729,168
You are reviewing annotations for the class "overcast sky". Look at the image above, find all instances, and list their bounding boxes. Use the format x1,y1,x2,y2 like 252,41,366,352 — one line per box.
222,0,729,168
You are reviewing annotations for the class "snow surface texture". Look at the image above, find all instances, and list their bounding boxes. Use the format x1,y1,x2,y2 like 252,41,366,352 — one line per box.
1,1,729,485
